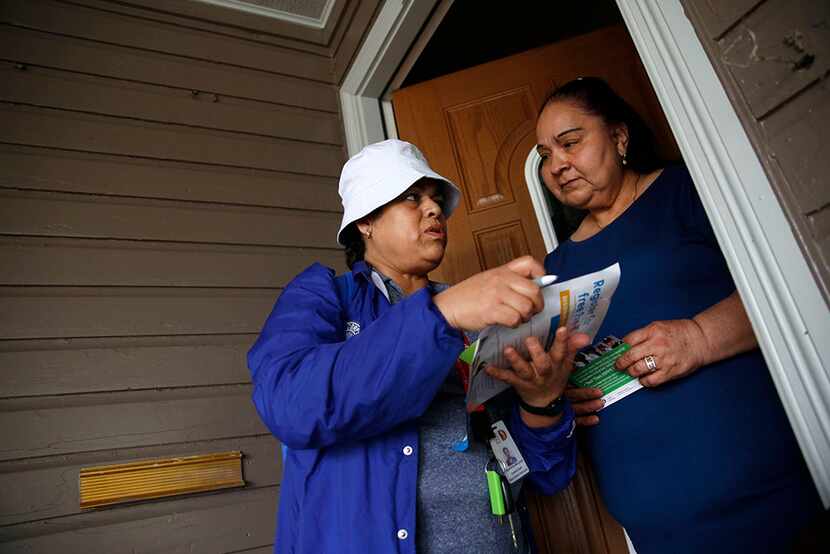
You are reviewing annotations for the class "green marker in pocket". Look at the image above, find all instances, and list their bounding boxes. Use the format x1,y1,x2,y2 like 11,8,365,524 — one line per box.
486,468,506,520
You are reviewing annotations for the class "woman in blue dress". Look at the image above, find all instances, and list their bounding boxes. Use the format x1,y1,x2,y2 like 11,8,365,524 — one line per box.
536,77,822,553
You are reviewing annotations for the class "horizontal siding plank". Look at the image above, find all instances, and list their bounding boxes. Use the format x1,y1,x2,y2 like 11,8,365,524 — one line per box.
683,0,763,39
0,144,341,211
0,287,279,339
0,434,279,526
762,78,830,214
0,189,340,248
0,334,258,398
717,0,830,118
0,104,344,176
810,206,830,244
0,24,338,112
0,0,333,82
230,547,273,554
0,386,267,462
0,484,278,553
0,63,342,144
0,236,345,287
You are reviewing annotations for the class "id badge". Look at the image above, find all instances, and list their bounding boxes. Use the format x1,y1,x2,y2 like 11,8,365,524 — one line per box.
489,420,529,483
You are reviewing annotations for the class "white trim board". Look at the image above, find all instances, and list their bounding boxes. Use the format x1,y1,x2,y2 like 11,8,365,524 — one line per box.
339,0,439,156
524,148,558,253
339,0,830,507
192,0,336,29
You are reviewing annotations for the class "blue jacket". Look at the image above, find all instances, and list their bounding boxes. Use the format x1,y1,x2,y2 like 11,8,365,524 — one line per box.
248,261,577,553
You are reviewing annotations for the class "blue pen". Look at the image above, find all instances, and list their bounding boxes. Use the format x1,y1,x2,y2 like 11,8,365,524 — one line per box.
533,275,558,288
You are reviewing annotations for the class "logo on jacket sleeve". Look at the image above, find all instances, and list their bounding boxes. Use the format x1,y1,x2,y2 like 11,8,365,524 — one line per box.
345,321,361,338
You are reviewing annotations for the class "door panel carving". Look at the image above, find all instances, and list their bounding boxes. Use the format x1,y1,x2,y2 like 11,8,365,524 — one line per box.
446,88,535,212
474,222,531,269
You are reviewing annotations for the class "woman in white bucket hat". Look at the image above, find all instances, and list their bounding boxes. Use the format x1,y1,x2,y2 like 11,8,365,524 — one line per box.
248,139,586,553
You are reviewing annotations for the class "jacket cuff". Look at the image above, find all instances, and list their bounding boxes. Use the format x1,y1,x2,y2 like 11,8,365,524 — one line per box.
509,399,576,473
415,287,466,346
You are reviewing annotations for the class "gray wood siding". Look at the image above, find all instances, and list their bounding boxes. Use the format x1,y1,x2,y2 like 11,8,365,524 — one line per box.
682,0,830,305
0,189,340,247
0,25,339,111
0,0,375,551
0,144,341,211
1,488,279,553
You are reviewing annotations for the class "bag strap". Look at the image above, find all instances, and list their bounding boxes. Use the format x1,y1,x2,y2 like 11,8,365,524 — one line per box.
281,270,355,466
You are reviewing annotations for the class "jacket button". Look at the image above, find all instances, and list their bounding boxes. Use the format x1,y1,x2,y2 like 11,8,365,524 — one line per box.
397,529,408,540
402,445,413,456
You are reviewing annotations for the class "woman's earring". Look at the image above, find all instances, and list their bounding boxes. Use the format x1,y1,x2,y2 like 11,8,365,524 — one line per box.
621,152,628,166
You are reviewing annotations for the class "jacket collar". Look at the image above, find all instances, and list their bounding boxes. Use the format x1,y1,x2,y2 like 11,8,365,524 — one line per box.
351,260,372,278
351,260,448,297
350,260,374,286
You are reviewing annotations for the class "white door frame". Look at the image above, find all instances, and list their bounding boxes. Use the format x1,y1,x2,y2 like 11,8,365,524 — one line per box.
340,0,830,507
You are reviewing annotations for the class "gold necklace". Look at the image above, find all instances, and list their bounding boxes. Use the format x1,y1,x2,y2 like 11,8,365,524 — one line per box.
592,172,642,230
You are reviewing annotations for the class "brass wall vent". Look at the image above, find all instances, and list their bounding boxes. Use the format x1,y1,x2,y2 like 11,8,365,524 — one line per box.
80,451,244,508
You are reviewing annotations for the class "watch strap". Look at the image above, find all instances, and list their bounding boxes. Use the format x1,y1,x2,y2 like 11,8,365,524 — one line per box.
517,394,565,417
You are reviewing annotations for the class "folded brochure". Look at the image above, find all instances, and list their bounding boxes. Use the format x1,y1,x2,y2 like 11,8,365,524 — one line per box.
465,262,641,408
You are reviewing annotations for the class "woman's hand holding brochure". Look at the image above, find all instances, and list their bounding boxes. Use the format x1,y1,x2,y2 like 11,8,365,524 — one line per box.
614,319,708,386
485,327,589,427
564,387,605,426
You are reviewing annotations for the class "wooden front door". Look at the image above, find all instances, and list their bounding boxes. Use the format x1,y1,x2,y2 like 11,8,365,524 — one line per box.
393,25,677,553
393,25,676,285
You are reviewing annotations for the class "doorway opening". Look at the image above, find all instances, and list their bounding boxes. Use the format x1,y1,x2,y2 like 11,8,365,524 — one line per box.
384,4,672,554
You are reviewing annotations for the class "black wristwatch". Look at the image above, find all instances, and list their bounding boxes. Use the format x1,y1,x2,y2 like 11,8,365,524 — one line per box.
518,394,566,417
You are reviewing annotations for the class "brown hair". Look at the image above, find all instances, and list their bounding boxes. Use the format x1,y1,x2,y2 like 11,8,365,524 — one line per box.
541,77,663,173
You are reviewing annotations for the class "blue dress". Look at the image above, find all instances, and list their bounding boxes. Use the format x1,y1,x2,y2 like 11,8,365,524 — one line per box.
544,165,821,554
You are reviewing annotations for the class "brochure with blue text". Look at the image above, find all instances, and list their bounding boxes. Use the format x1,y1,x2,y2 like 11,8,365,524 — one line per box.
467,263,623,406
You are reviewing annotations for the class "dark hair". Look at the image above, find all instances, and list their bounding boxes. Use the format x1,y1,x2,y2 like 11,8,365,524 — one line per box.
341,201,387,269
540,77,662,173
341,222,365,270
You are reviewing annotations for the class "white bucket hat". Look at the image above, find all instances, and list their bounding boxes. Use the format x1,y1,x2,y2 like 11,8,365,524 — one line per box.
336,139,461,245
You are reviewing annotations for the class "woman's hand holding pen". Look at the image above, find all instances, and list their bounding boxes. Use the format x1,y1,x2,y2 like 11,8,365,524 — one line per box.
434,256,548,332
434,254,586,426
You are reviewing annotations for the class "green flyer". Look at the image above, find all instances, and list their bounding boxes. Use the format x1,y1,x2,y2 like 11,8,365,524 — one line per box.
569,335,643,408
